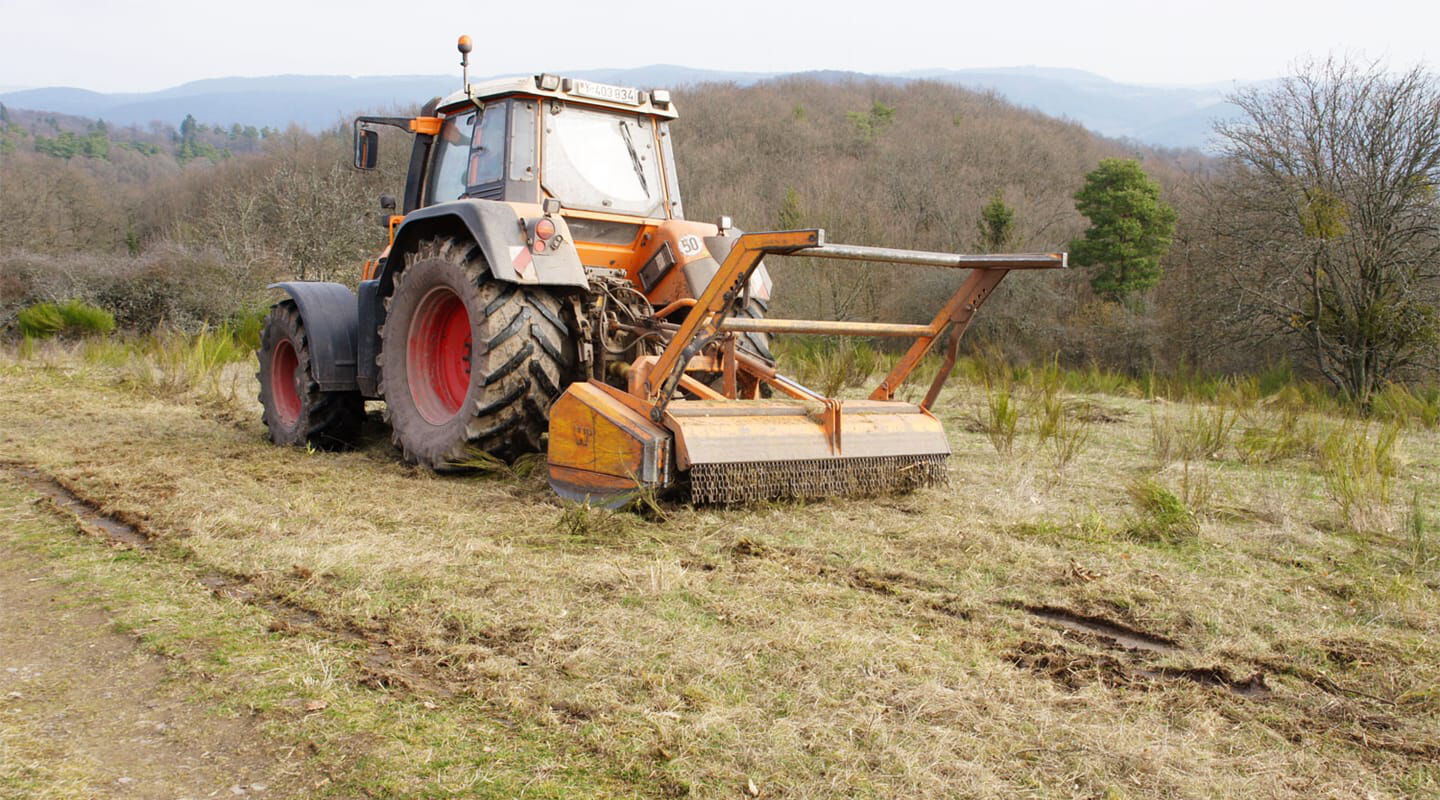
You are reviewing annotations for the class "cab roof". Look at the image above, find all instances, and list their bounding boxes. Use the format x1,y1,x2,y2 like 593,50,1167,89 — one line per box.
436,74,679,119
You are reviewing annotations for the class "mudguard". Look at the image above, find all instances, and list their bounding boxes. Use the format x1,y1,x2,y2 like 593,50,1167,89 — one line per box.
383,198,589,294
355,279,383,398
268,282,359,392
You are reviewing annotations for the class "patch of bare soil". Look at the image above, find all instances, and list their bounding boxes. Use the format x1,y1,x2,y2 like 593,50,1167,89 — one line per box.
0,544,312,799
1009,602,1273,698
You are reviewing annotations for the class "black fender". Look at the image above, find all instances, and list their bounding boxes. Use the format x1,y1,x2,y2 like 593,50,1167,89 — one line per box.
382,198,588,296
268,282,359,392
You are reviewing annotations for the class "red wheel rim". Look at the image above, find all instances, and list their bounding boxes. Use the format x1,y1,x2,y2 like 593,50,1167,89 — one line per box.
270,338,302,427
407,286,472,424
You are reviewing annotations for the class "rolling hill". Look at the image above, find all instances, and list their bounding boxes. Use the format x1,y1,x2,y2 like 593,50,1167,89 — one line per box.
1,66,1251,149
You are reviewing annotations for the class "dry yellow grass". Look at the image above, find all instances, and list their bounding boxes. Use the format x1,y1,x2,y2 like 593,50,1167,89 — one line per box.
1,342,1438,798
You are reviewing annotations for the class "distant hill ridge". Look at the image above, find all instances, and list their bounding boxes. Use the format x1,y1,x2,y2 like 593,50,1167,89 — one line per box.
0,66,1255,149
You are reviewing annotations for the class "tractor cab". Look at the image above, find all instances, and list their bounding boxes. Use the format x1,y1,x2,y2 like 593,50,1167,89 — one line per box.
353,72,713,303
419,77,683,220
355,74,683,219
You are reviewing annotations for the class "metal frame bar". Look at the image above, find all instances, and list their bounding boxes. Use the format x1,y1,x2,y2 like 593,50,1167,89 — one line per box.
803,244,1066,270
720,318,933,337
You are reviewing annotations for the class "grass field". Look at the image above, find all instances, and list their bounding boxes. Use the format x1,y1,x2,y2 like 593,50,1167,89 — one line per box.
1,341,1438,798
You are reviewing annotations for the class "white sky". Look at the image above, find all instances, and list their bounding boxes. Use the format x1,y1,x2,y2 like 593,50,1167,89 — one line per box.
1,0,1435,92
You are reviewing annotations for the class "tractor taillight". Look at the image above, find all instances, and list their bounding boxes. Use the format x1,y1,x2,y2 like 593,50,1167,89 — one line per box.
534,218,556,240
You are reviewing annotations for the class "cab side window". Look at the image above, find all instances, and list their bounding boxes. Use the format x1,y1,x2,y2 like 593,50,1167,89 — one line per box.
428,111,477,203
467,102,508,190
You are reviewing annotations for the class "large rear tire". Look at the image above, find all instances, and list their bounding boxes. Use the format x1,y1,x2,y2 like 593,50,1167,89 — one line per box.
380,237,574,468
257,300,364,449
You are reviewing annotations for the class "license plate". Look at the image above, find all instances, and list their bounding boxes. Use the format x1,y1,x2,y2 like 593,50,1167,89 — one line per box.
569,79,641,105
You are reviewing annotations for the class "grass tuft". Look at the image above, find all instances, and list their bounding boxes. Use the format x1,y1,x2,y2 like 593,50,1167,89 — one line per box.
1237,392,1326,464
122,324,252,404
555,502,632,542
1125,477,1200,545
452,447,519,478
1151,403,1237,463
773,338,884,397
1405,491,1435,577
1024,358,1093,471
1316,422,1402,533
1373,383,1440,430
984,385,1020,455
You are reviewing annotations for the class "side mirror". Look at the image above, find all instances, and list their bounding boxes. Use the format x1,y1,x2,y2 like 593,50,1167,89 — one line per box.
355,127,379,170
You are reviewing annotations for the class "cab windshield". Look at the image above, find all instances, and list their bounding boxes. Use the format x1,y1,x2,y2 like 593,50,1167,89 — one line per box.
543,103,664,217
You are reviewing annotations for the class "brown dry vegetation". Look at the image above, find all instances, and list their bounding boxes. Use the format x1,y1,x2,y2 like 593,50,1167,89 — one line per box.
676,79,1205,369
2,342,1437,798
2,78,1225,374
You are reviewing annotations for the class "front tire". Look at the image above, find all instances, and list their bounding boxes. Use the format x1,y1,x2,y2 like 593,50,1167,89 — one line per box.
257,300,364,449
380,237,574,468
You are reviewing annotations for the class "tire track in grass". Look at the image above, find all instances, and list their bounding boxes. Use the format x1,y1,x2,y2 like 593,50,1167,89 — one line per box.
1,462,457,701
14,460,1438,768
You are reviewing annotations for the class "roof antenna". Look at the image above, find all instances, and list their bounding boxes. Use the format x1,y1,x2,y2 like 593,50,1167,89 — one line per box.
457,35,472,90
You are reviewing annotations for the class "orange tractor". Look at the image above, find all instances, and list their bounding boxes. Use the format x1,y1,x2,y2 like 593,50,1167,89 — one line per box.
257,37,1065,506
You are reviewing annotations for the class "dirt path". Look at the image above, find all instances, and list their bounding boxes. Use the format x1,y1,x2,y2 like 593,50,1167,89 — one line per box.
0,541,311,800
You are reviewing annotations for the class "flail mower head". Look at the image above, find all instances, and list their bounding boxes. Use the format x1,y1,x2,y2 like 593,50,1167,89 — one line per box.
547,229,1065,506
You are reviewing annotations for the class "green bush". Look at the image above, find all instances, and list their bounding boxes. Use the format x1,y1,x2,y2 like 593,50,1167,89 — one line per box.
58,299,116,335
229,306,269,352
16,299,115,338
16,303,64,338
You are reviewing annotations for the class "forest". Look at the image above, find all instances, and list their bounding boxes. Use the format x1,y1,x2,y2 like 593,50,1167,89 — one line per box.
2,57,1437,404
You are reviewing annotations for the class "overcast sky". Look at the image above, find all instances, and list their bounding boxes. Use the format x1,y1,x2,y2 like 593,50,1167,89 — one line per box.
1,0,1435,92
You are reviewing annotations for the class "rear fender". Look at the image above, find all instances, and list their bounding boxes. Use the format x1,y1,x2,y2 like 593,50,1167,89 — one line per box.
268,282,359,392
701,228,772,307
383,199,588,295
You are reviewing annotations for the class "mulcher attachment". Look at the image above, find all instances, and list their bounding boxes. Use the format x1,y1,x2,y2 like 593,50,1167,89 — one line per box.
547,229,1065,506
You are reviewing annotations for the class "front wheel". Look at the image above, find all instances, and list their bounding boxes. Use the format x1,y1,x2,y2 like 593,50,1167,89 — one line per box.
379,237,575,468
257,301,364,449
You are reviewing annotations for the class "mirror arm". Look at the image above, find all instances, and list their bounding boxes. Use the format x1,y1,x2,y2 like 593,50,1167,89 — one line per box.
354,115,417,132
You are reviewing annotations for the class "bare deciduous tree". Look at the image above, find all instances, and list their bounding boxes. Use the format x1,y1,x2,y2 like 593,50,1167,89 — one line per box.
1209,56,1440,403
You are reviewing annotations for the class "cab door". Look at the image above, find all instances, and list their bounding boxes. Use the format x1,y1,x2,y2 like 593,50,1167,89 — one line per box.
426,99,539,206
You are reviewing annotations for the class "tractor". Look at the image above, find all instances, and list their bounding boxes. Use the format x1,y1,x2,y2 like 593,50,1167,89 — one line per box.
257,36,1065,506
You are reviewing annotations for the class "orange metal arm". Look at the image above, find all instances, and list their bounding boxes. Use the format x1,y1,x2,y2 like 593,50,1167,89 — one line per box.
870,268,1007,406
